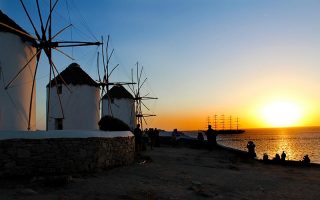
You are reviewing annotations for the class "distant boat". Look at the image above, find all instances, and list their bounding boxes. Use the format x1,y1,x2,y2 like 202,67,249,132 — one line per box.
208,115,245,134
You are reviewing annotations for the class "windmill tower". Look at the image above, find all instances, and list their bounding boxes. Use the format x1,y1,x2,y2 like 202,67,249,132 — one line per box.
129,62,157,130
98,35,135,128
102,85,135,130
0,10,37,131
0,1,101,131
47,63,100,130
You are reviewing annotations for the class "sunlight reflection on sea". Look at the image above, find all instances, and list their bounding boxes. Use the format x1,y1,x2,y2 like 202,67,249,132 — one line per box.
216,127,320,164
184,127,320,164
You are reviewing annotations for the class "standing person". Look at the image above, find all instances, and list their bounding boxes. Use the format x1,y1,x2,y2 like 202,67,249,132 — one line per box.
147,128,155,150
171,128,178,147
197,132,204,148
133,124,142,152
205,125,217,149
197,132,204,141
281,151,286,161
154,128,160,147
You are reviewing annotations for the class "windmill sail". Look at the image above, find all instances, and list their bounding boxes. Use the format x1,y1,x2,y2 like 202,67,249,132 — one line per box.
128,62,157,130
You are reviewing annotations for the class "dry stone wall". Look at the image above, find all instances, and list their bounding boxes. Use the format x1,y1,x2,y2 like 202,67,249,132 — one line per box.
0,136,135,177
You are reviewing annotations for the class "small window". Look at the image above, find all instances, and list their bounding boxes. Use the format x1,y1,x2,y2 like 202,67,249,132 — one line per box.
55,118,63,130
57,85,62,94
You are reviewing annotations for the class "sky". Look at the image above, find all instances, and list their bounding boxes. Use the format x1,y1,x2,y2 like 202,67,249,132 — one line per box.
1,0,320,131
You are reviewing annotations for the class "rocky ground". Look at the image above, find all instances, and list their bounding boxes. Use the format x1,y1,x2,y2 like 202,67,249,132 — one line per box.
1,146,320,200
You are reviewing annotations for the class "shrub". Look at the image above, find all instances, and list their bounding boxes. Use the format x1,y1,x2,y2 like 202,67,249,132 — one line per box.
98,116,131,131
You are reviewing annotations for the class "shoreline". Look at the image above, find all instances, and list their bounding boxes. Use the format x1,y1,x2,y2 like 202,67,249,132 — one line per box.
217,143,320,167
1,145,320,199
160,133,320,166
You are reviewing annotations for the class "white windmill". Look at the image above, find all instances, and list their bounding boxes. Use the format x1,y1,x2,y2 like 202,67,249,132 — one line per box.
0,10,37,131
102,85,135,130
47,62,100,130
0,1,102,131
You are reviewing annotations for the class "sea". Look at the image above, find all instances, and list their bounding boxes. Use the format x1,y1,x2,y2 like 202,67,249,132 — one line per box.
185,126,320,164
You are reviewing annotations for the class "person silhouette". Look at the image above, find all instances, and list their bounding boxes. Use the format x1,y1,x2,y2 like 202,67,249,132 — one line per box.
197,132,204,141
273,153,281,162
133,124,142,152
154,128,160,147
171,128,178,147
197,132,204,148
205,125,217,150
246,141,256,158
281,151,286,161
263,153,269,162
303,154,310,164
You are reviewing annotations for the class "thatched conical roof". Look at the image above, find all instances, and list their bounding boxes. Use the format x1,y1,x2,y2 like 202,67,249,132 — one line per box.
102,85,133,100
0,10,36,44
47,63,99,87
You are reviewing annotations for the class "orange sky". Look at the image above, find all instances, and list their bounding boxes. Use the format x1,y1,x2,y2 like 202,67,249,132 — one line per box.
150,95,320,131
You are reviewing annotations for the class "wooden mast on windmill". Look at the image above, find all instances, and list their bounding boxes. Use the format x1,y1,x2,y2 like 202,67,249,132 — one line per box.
0,0,102,131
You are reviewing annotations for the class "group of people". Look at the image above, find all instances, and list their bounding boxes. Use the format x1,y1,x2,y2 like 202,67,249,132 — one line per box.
170,125,218,149
260,149,311,164
133,124,160,152
171,128,184,147
146,127,160,149
271,151,287,162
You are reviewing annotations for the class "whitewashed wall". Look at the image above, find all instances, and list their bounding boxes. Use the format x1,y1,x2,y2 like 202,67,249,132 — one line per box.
0,32,36,131
47,84,100,130
102,98,136,130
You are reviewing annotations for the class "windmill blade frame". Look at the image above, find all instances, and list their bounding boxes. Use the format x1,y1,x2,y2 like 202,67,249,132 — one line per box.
129,62,157,130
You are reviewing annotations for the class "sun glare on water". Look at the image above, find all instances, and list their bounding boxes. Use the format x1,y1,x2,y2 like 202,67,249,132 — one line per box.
261,101,302,127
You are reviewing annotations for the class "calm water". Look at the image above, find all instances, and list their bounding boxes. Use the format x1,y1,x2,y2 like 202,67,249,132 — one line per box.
185,127,320,164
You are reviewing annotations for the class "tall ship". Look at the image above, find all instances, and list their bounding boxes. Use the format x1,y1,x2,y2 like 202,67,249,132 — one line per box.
208,115,245,134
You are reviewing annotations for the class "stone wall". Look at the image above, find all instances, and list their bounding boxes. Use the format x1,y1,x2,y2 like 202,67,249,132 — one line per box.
0,136,135,177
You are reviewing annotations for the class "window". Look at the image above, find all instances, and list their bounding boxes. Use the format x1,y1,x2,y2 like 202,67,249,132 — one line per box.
55,118,63,130
57,85,62,94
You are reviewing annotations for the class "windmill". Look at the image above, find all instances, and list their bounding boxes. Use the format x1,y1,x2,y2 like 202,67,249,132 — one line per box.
128,62,157,130
46,62,100,130
97,35,135,117
0,0,102,131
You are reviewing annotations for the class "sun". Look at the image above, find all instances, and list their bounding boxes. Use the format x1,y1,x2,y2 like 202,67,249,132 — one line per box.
261,101,302,127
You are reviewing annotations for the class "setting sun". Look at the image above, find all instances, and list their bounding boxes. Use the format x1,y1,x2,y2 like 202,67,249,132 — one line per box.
261,101,302,127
